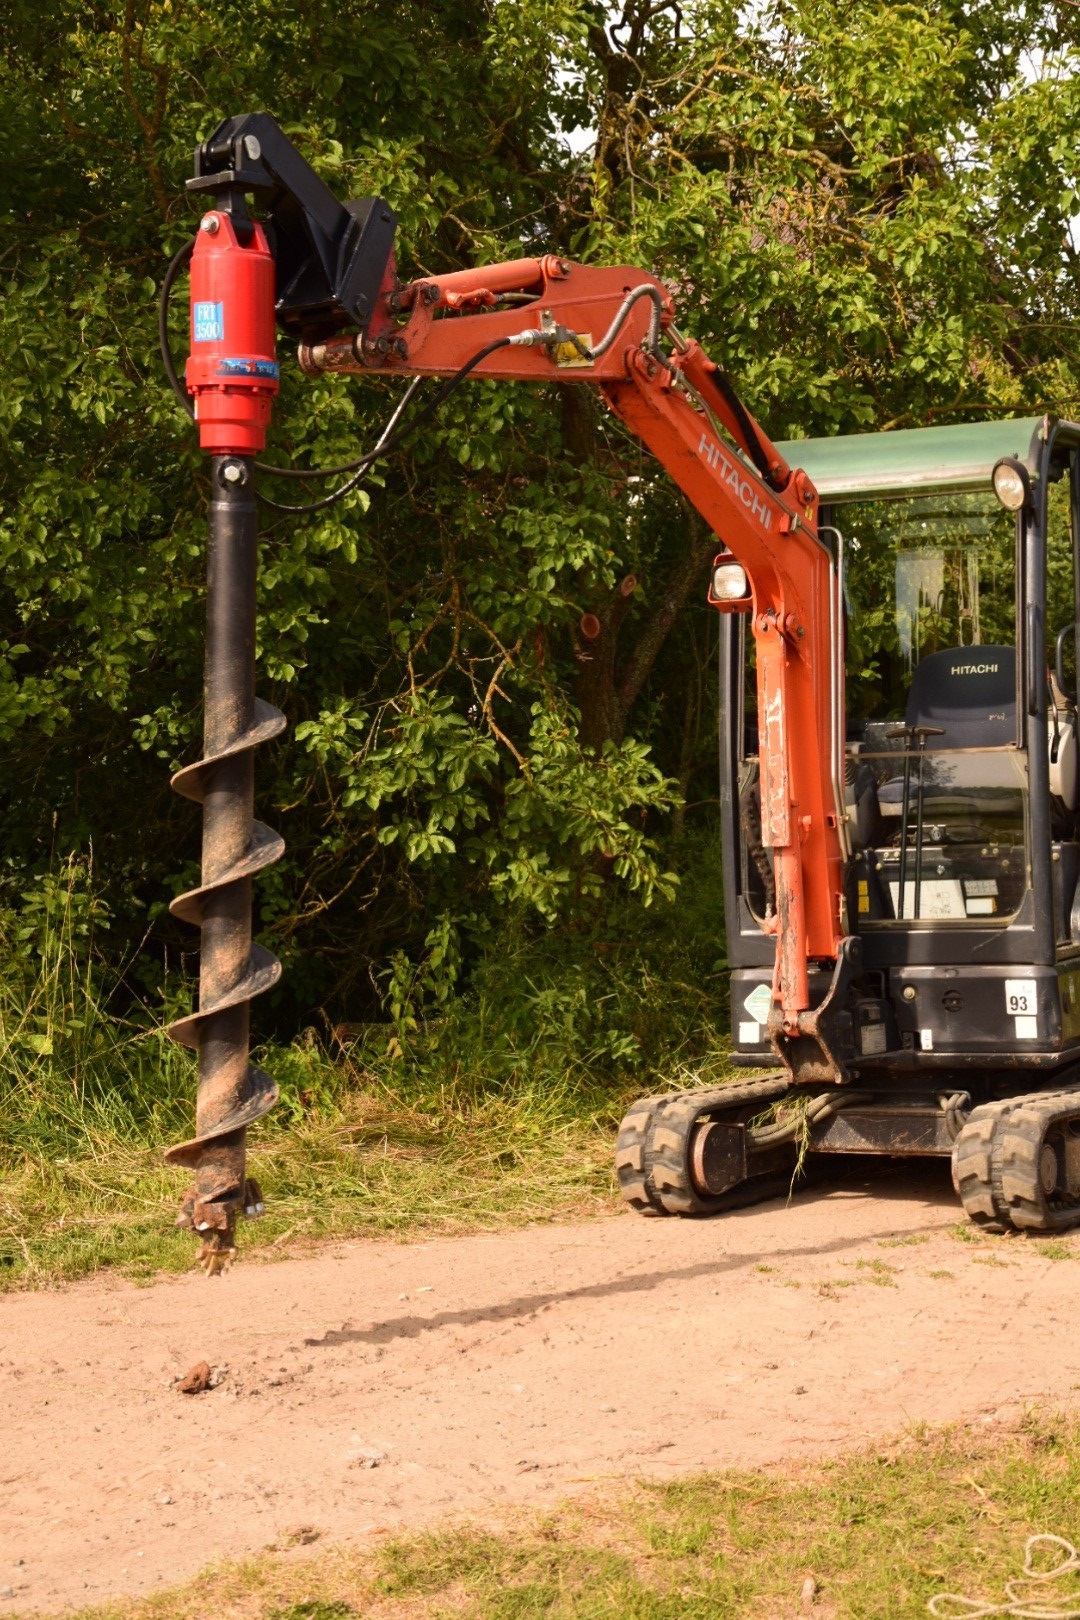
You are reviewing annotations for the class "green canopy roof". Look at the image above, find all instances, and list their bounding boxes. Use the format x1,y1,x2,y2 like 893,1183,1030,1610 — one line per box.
774,416,1051,503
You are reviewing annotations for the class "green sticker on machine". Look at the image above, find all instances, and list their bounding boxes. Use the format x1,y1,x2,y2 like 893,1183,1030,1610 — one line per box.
743,984,773,1024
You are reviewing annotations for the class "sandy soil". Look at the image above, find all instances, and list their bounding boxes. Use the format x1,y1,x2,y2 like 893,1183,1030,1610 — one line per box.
3,1160,1080,1613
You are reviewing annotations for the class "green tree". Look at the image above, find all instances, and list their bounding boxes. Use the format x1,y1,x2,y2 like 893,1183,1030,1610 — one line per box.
0,0,1078,1030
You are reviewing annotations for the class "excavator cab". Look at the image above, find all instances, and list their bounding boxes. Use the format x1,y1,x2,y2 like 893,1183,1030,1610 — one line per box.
724,416,1080,1060
658,415,1080,1232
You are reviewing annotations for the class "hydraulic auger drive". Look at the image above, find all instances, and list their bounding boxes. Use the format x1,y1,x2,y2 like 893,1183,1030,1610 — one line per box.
163,115,1080,1261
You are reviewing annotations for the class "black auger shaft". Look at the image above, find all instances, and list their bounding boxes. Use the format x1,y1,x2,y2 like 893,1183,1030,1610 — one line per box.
166,457,284,1273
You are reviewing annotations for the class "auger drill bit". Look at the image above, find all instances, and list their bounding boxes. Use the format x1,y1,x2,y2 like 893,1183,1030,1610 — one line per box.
165,455,285,1272
164,183,284,1272
159,117,398,1265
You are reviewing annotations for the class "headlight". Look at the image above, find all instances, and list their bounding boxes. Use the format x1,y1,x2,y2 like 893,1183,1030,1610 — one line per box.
991,457,1031,512
711,562,749,601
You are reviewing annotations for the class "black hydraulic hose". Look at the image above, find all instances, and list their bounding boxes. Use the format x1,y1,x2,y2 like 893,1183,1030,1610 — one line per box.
253,337,514,514
159,239,196,422
254,376,421,514
708,368,780,490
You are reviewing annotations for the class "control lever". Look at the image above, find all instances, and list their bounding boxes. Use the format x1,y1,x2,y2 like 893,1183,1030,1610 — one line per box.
885,723,945,919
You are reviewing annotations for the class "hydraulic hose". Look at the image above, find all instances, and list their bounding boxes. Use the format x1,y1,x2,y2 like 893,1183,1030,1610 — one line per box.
255,338,513,514
708,368,781,490
748,1090,874,1148
585,283,666,358
159,239,196,422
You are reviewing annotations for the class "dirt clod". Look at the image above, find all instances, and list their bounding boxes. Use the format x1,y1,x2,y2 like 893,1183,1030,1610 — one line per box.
177,1361,212,1395
286,1526,322,1546
350,1449,385,1469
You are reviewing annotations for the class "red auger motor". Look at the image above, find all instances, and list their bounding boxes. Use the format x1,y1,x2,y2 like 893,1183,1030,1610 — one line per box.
185,209,278,455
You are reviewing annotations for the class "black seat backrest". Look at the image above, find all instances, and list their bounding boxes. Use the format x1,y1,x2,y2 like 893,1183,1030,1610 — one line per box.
905,645,1016,747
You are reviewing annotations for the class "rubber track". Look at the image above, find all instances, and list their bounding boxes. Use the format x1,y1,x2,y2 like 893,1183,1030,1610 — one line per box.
954,1083,1080,1234
953,1097,1029,1233
615,1073,792,1217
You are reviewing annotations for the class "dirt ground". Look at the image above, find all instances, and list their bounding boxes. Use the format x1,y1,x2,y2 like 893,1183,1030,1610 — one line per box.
4,1160,1080,1614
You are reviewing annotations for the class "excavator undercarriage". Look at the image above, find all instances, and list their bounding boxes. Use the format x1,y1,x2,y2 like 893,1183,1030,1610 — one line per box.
616,1074,1080,1233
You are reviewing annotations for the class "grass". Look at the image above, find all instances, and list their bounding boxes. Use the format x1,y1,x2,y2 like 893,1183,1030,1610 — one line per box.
32,1413,1080,1619
0,1053,639,1289
10,857,1080,1294
0,855,749,1289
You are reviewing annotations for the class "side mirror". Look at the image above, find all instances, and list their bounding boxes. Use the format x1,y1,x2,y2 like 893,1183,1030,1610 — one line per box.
1056,622,1077,704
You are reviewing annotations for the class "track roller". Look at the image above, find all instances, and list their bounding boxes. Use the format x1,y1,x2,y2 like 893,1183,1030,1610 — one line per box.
615,1073,796,1216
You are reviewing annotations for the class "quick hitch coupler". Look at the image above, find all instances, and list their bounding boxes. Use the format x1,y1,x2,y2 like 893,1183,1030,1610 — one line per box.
165,205,285,1273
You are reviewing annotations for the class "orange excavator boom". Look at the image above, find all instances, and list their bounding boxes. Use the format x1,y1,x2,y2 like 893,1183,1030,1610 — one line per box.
299,252,852,1064
164,113,858,1266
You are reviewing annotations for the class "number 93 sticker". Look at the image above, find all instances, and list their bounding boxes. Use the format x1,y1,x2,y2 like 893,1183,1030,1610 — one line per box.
1005,979,1038,1037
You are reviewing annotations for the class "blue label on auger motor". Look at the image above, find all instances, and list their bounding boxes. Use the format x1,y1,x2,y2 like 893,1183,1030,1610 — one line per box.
193,301,224,342
216,358,280,379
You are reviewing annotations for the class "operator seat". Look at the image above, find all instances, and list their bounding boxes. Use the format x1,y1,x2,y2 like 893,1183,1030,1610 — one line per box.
884,643,1076,813
874,645,1020,823
901,645,1016,747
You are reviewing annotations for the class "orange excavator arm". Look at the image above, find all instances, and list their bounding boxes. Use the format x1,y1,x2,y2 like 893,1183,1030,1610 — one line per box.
298,254,852,1061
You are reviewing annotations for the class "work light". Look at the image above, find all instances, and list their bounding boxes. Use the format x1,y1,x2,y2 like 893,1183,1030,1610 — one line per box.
711,561,749,601
991,456,1031,512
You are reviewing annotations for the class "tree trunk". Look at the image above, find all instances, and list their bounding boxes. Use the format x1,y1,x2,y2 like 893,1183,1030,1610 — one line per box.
575,503,715,754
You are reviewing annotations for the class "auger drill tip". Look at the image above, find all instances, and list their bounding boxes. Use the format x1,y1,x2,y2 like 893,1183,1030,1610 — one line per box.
197,1239,237,1276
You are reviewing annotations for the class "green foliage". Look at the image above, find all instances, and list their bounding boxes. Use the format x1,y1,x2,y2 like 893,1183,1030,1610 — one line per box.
375,837,723,1082
1,0,1079,1052
0,857,189,1157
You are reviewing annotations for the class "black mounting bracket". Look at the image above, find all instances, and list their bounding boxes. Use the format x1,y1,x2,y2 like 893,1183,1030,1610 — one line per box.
189,112,397,341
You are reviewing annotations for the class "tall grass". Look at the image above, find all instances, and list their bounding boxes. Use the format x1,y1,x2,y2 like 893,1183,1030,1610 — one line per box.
0,838,739,1287
0,858,192,1157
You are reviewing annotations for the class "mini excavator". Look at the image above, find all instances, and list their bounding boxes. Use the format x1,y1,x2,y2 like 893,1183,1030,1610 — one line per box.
162,113,1080,1268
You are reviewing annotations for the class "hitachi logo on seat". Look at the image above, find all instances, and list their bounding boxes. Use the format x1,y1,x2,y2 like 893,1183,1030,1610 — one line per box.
698,434,773,530
950,661,998,676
